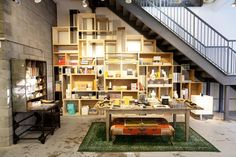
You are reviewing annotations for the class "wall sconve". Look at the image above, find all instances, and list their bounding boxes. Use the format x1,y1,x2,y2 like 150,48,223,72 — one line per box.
232,0,236,7
82,0,88,8
125,0,132,3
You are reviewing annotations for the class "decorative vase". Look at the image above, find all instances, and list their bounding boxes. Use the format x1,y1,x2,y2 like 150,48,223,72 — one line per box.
150,69,156,80
173,91,178,99
151,90,156,99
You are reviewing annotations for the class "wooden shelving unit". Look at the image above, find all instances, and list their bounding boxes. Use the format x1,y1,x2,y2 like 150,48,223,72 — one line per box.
11,59,47,112
52,13,203,116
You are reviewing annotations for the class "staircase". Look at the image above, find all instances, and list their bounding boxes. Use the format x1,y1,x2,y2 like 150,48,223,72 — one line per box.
107,0,236,85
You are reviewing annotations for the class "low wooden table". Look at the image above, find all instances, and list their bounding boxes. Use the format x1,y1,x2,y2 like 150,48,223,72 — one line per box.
106,104,198,142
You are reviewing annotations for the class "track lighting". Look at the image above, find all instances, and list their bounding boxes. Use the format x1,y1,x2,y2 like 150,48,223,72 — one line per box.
232,0,236,7
82,0,88,8
125,0,132,3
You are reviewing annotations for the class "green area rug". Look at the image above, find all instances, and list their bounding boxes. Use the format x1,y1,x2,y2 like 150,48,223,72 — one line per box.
78,122,219,152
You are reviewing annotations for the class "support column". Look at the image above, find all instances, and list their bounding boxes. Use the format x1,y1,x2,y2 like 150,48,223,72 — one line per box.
219,84,224,113
206,80,211,95
0,59,12,146
224,85,230,120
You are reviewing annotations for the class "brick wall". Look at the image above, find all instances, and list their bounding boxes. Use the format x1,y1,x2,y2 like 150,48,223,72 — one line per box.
0,0,56,146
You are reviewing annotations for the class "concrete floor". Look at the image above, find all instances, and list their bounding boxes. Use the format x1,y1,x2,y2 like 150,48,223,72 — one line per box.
0,113,236,157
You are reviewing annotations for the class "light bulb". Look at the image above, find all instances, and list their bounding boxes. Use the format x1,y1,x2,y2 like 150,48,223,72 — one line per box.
34,0,41,3
82,0,88,8
125,0,132,3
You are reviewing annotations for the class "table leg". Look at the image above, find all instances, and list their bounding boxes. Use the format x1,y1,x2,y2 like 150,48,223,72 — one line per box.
39,112,46,144
200,114,203,120
106,112,111,142
185,111,190,142
173,114,176,128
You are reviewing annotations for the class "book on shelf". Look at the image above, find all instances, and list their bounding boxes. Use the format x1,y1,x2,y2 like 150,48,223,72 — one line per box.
173,73,181,83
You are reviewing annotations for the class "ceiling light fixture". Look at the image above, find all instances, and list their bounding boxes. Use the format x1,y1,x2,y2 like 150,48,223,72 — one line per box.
232,0,236,7
82,0,88,8
125,0,132,4
34,0,42,3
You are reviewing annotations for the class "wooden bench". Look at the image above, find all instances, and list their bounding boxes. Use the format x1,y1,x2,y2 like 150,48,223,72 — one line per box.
111,117,175,145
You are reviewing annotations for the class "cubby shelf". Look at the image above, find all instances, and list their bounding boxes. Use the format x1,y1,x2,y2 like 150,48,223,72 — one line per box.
52,13,203,116
105,78,138,80
71,90,97,92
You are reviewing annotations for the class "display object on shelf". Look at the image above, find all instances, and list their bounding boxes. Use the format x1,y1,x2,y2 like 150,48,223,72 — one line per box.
52,12,203,116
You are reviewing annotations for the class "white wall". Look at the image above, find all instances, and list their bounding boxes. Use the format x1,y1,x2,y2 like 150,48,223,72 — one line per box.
55,0,91,26
95,8,140,35
55,1,146,57
190,0,236,40
55,0,139,35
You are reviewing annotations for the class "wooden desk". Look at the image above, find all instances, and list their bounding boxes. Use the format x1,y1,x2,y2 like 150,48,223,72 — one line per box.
106,105,192,142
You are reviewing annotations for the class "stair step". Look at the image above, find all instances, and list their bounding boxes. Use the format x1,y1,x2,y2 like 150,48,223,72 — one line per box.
135,19,143,26
141,25,150,31
156,38,165,43
167,46,177,51
161,41,171,46
155,35,163,40
173,50,182,54
123,8,129,16
148,30,156,36
129,13,137,21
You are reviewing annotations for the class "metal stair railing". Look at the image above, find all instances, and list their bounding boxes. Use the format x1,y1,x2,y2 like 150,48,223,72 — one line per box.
133,0,236,75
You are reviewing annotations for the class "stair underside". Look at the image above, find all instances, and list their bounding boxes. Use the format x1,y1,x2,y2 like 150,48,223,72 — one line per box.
111,0,236,85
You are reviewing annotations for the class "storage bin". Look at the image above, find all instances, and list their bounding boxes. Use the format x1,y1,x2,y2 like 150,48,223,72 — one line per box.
67,103,76,115
82,105,89,115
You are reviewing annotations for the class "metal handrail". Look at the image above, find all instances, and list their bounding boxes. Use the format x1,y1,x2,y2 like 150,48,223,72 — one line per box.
134,0,236,75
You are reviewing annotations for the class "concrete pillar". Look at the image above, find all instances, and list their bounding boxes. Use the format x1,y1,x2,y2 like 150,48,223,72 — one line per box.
0,59,12,146
206,80,211,95
224,85,230,120
219,84,224,112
